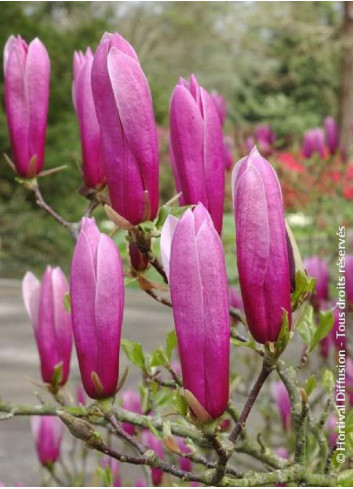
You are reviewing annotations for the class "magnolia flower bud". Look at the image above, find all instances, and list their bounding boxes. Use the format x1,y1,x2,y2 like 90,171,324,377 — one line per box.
70,217,124,399
4,35,50,176
22,267,72,386
72,47,105,189
31,416,64,466
161,203,230,419
169,75,225,234
232,147,292,343
91,32,159,224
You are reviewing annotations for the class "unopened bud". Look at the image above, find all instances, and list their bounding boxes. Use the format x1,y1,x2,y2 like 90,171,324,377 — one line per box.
57,411,96,442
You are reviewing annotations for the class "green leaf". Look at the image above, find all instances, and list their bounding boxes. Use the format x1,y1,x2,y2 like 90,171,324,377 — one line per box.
173,389,188,417
96,466,113,487
322,369,335,394
304,375,317,397
138,220,156,234
150,348,168,367
166,330,177,361
296,304,315,345
230,337,258,351
338,469,353,487
121,339,146,372
63,292,71,312
154,205,193,229
310,308,334,352
51,362,63,389
274,309,290,357
291,269,316,309
154,388,174,408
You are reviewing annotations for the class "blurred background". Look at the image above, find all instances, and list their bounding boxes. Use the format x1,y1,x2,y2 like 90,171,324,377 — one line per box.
0,0,352,277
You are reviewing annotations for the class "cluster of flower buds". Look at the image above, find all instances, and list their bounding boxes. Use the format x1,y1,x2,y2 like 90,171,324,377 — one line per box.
245,124,276,156
301,117,339,159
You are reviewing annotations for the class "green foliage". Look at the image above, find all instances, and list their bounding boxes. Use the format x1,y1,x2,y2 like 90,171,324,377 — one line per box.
121,339,147,373
291,270,316,310
296,304,335,352
321,369,335,394
96,466,114,487
304,374,317,397
338,469,353,487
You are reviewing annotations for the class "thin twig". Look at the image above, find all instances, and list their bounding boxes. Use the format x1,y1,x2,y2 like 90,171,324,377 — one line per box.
229,357,274,443
144,288,172,307
31,182,79,239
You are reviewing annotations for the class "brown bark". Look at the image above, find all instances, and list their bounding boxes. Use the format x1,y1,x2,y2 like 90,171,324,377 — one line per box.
338,1,353,153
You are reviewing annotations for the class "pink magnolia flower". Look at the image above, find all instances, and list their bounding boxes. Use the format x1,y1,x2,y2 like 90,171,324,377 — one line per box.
120,390,142,436
4,35,50,176
72,47,105,189
232,147,292,343
161,204,230,419
271,381,291,431
91,32,159,224
31,416,64,466
70,218,124,399
169,74,225,234
22,267,72,386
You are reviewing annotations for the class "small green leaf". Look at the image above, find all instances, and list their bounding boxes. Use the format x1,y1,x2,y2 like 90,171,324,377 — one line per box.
304,375,317,397
230,337,257,351
64,292,71,312
291,269,316,309
296,304,315,345
121,339,146,372
51,362,63,389
154,205,193,229
337,469,353,487
173,389,188,417
274,310,290,357
310,308,334,352
322,369,335,394
138,220,156,234
96,466,113,487
166,330,177,361
150,348,168,367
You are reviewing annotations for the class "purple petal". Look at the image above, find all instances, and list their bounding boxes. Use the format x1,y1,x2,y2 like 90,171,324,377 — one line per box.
107,48,159,219
94,233,124,397
200,88,225,234
22,271,41,328
25,38,50,173
160,214,179,281
169,85,207,205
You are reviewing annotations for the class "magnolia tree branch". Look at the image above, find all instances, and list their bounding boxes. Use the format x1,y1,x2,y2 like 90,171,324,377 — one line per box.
229,356,275,443
0,398,334,486
30,181,80,239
